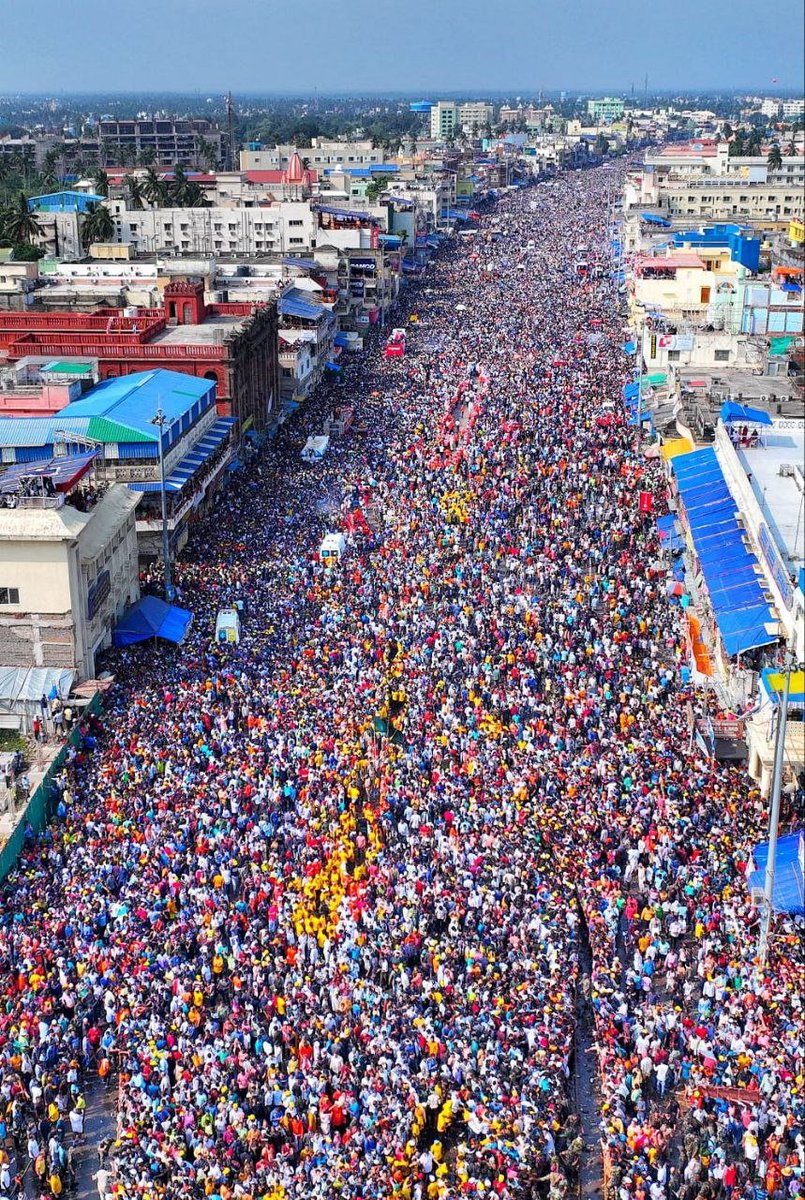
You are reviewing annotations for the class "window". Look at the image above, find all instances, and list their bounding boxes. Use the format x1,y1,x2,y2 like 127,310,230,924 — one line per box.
0,588,20,605
288,219,303,227
714,349,730,362
289,237,304,245
667,350,680,362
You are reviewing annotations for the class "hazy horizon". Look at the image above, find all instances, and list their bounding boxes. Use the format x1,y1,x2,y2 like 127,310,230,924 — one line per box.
3,0,804,95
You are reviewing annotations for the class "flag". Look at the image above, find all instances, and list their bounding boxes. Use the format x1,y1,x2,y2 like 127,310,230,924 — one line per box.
639,491,653,513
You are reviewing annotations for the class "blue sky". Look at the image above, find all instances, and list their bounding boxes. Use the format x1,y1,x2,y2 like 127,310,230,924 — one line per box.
3,0,804,93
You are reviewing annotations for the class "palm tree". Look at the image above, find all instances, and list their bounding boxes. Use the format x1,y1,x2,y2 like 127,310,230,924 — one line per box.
91,168,110,198
169,164,192,206
196,136,219,172
81,202,116,249
143,167,169,207
124,174,146,210
785,140,797,157
0,192,43,246
767,142,783,171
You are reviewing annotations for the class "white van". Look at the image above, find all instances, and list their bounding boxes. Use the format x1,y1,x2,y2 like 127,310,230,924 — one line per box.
319,533,346,567
215,607,241,644
301,435,330,463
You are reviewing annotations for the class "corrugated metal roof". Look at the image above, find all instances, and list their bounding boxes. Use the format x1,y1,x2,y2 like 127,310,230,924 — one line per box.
0,416,90,448
64,370,213,433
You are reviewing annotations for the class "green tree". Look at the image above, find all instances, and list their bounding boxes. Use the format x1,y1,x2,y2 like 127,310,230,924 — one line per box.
365,174,391,202
91,168,110,198
124,174,146,210
143,167,169,207
137,146,157,167
595,133,610,157
767,142,783,170
196,136,219,172
785,140,797,156
0,192,42,246
80,202,116,249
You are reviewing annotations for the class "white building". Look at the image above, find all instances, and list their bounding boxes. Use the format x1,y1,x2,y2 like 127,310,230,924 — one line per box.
241,140,384,171
0,482,140,682
430,102,459,140
108,201,317,257
458,102,493,134
781,99,805,119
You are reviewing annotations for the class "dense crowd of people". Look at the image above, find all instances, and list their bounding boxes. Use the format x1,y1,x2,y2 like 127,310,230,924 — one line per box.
0,167,801,1200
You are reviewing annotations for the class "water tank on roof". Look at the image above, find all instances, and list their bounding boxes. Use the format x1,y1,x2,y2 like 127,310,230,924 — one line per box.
123,305,139,318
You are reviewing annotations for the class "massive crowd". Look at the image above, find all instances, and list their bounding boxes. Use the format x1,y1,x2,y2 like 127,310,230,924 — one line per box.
0,168,801,1200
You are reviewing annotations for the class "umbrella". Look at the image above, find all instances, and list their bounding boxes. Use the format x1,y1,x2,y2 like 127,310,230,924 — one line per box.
666,581,686,597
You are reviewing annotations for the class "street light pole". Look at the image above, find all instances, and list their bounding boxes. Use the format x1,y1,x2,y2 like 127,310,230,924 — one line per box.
757,659,794,967
151,406,175,602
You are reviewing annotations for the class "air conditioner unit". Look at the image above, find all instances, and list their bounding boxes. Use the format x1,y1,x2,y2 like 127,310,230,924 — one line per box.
779,463,795,478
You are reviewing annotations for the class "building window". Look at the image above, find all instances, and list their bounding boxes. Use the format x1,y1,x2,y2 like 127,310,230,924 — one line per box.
289,237,304,245
714,349,730,362
288,219,303,227
667,350,680,361
0,588,20,605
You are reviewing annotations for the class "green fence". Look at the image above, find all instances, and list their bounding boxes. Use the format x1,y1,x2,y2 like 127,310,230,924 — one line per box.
0,691,102,883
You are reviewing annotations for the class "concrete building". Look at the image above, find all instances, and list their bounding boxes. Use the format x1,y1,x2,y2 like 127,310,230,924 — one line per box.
110,201,317,258
0,284,281,433
430,103,459,140
0,467,140,682
0,369,236,561
458,103,494,134
587,97,625,123
241,140,383,172
97,117,225,168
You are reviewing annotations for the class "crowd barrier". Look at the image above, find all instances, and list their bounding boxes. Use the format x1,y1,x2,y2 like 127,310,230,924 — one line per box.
0,690,102,883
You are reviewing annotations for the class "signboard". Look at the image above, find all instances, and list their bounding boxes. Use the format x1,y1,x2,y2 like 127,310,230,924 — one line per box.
757,522,793,608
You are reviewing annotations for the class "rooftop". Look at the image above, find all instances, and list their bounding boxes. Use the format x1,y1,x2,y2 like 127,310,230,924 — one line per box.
739,422,805,566
151,315,245,345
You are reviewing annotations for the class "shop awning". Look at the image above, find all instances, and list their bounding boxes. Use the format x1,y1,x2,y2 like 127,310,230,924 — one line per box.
0,666,75,706
760,668,805,706
747,831,804,915
720,400,773,426
113,596,193,647
325,360,342,372
333,332,351,348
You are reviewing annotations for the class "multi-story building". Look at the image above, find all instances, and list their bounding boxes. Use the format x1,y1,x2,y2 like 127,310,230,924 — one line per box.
457,102,494,134
110,200,317,258
0,284,281,433
781,99,805,120
97,118,225,167
430,102,459,140
0,369,236,562
587,97,625,123
0,467,140,681
241,140,383,172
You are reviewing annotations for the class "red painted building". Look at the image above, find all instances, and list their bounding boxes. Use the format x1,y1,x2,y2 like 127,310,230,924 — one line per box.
0,280,280,432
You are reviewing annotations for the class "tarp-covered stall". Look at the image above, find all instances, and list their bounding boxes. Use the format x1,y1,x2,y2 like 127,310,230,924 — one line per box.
113,596,193,648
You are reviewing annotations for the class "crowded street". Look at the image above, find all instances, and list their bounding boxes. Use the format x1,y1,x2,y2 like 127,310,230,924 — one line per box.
0,166,802,1200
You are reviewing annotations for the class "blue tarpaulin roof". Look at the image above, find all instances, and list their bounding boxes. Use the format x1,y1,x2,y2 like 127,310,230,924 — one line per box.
113,595,193,647
278,291,326,321
315,205,380,222
333,332,351,347
671,447,777,656
720,400,773,426
641,212,671,227
747,831,804,915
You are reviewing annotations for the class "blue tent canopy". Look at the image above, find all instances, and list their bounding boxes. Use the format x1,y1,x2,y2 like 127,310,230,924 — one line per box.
113,596,193,647
747,831,804,915
671,447,777,655
641,212,671,227
720,400,773,426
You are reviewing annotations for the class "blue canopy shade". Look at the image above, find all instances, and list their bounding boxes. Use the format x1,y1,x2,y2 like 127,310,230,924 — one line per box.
129,418,235,494
672,447,777,656
315,205,380,222
720,400,773,427
623,341,636,354
113,596,193,647
278,293,325,321
333,332,351,348
441,210,470,221
325,360,342,372
641,212,671,227
747,831,804,915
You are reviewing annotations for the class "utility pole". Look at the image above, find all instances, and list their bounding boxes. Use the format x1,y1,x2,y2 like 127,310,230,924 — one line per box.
757,660,794,967
151,407,175,602
226,91,236,171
